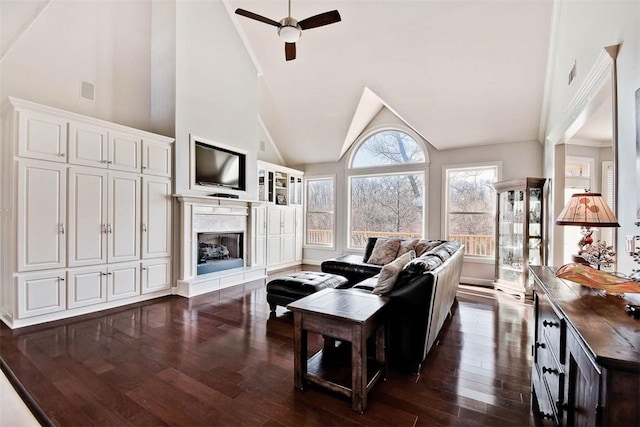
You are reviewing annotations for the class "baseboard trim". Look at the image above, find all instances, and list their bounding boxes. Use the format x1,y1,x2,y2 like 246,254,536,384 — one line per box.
460,276,494,287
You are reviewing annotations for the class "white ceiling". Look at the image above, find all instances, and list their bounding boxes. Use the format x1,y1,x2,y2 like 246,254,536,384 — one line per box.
228,0,555,165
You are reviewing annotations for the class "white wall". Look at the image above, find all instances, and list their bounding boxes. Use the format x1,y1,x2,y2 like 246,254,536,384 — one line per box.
543,0,639,272
174,0,258,198
302,107,544,285
0,0,153,132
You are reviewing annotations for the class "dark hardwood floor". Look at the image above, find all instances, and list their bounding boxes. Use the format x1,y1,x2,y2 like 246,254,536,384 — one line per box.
1,268,538,426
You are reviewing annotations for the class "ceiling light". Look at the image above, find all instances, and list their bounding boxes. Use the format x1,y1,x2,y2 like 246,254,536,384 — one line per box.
278,17,301,43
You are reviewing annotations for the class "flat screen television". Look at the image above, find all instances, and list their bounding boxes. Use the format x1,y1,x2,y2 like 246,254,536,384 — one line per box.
194,140,246,191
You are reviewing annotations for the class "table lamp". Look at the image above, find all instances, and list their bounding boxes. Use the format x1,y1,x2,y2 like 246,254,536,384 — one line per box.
555,192,619,253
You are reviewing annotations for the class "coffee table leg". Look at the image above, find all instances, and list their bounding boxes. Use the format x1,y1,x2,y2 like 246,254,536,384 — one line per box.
293,312,307,390
351,324,366,413
376,325,386,379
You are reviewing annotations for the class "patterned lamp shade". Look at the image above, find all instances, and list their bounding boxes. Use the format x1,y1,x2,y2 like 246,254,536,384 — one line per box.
555,193,619,227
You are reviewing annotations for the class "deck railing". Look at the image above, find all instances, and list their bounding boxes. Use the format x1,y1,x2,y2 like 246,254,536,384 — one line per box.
306,230,494,257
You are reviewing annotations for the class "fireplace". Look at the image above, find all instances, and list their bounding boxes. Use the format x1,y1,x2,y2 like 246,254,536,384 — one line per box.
175,195,267,298
197,232,244,275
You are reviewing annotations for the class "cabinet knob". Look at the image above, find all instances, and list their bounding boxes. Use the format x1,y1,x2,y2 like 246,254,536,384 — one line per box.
541,412,554,420
542,366,559,375
142,223,147,232
59,152,65,157
107,160,113,164
535,342,546,349
543,319,559,328
59,277,65,282
59,223,65,235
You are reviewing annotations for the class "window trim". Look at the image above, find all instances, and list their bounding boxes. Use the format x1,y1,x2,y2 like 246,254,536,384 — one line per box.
304,174,336,250
442,161,502,261
346,127,429,251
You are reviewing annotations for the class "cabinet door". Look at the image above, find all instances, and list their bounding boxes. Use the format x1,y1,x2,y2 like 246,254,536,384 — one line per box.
107,262,139,301
142,177,172,258
67,266,107,309
68,167,108,267
18,110,67,162
141,258,171,294
281,207,295,235
107,130,141,173
566,332,601,426
68,121,108,168
108,173,140,263
17,270,66,318
281,235,295,264
17,160,67,271
142,139,171,177
267,236,282,265
253,206,267,266
294,206,303,262
267,206,282,237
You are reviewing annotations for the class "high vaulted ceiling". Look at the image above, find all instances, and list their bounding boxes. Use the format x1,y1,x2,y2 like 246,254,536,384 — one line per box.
227,0,554,165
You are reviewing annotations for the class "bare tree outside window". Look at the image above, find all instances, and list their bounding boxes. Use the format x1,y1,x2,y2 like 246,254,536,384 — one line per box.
348,130,426,248
445,166,498,257
306,178,334,246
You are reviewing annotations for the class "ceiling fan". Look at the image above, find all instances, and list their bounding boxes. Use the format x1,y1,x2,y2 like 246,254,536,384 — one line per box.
235,0,341,61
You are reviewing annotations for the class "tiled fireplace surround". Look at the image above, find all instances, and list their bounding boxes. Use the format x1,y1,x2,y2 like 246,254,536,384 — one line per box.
175,195,266,297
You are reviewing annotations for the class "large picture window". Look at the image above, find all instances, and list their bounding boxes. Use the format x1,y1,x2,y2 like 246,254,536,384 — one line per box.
444,164,500,258
305,177,335,247
348,129,427,249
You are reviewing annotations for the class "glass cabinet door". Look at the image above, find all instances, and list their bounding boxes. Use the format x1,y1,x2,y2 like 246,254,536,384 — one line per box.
494,178,546,299
528,188,543,267
497,189,525,284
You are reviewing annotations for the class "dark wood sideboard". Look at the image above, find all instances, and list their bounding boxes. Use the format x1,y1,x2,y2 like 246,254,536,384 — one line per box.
529,266,639,426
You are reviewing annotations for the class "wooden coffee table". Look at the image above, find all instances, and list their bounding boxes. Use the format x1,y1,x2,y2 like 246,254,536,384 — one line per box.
287,288,389,412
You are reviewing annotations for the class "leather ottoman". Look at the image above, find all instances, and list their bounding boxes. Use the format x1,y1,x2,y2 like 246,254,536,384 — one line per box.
266,271,349,312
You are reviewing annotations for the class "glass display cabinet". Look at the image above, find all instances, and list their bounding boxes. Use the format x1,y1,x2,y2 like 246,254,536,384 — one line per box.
494,177,546,299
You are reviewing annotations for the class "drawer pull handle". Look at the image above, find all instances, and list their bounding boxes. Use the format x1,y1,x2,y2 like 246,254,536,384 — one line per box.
535,342,546,349
542,366,559,375
543,320,560,328
541,412,554,420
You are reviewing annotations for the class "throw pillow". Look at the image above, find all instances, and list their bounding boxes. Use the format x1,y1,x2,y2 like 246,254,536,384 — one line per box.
367,238,401,265
397,239,419,257
415,239,443,257
373,250,416,295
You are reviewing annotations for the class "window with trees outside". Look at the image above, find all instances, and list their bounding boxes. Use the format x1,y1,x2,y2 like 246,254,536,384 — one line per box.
348,130,426,249
305,177,335,247
444,164,500,258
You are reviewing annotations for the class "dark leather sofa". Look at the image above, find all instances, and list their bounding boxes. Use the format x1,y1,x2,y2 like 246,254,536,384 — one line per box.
321,237,465,374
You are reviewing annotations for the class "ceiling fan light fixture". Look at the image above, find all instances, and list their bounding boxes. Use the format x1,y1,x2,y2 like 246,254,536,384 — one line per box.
278,17,302,43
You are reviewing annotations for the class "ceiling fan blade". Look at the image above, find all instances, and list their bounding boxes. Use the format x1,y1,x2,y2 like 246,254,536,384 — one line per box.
235,9,280,27
298,10,341,30
285,43,296,61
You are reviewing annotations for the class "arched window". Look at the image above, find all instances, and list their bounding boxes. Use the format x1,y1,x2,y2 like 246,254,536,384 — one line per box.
347,129,428,248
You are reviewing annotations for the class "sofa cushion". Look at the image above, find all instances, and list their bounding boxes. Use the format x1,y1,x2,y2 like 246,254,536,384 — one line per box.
430,246,452,262
403,254,443,275
366,238,401,265
373,250,416,295
415,239,443,257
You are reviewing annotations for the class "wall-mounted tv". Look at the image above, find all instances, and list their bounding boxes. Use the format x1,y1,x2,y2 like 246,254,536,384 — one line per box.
192,137,246,192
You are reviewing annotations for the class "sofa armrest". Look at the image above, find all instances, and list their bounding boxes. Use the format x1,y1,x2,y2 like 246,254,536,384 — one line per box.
321,255,382,286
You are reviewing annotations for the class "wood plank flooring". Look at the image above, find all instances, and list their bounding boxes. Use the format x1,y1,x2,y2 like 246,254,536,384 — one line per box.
1,269,540,426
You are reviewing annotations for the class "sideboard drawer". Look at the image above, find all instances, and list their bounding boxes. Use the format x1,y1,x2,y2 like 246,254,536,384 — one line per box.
537,291,565,363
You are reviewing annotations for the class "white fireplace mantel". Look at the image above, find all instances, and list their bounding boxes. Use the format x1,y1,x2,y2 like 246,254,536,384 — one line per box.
174,194,266,297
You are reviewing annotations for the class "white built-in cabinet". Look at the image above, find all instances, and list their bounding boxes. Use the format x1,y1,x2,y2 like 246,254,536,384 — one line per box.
254,161,304,271
0,97,174,328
